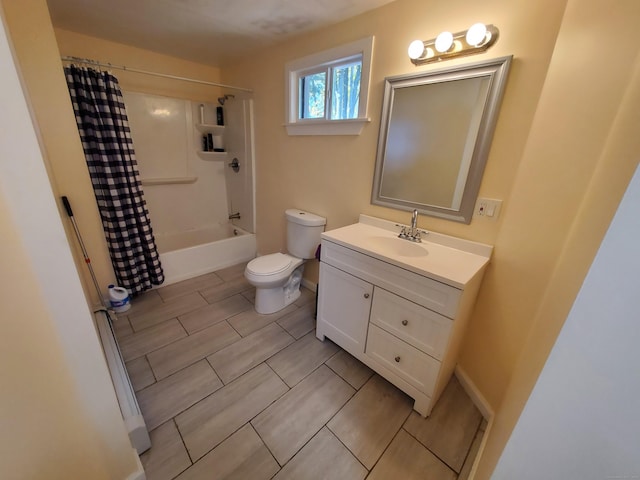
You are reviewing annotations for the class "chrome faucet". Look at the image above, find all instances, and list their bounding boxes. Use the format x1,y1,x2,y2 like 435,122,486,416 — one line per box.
411,209,418,233
398,209,423,242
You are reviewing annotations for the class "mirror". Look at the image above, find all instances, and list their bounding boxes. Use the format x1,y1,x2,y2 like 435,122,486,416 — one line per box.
372,56,512,223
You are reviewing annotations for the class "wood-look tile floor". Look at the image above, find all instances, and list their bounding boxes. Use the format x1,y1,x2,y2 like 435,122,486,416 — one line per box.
114,262,486,480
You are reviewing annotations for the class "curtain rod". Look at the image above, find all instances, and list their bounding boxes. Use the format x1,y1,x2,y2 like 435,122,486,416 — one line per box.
61,55,253,93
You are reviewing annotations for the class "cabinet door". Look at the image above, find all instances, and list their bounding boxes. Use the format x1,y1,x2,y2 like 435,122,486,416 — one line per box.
317,263,372,353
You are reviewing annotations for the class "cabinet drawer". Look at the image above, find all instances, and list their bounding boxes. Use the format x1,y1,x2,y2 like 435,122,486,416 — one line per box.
371,287,452,361
366,324,440,396
321,240,461,318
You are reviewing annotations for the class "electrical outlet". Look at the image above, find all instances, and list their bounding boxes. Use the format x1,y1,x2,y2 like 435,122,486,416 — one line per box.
475,198,503,219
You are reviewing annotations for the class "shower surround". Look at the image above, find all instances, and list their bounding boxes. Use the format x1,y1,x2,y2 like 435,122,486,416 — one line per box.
124,92,256,285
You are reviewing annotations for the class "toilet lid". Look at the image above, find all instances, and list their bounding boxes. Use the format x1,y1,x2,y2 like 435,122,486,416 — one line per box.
247,253,293,276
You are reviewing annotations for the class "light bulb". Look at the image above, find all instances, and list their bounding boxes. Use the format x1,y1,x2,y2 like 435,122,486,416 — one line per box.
408,40,425,60
466,23,488,46
434,31,454,53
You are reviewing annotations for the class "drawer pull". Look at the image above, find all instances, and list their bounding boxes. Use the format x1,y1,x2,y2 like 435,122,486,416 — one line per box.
364,293,370,299
394,356,401,363
401,319,408,326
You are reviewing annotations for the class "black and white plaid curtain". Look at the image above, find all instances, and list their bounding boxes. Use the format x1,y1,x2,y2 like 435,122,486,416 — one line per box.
64,65,164,295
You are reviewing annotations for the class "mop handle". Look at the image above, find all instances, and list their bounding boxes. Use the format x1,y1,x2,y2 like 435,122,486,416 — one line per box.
61,196,92,263
61,195,74,217
60,196,109,311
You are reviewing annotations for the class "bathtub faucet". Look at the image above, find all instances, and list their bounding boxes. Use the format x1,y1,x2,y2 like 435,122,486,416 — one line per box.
228,212,241,220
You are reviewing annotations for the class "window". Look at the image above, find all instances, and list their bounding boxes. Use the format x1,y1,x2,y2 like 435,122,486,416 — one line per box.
285,37,374,135
298,60,361,121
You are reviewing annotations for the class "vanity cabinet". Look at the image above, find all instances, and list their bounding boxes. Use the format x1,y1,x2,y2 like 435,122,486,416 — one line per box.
316,218,490,417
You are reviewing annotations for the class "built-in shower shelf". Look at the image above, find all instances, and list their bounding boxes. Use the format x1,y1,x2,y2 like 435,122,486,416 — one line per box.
196,122,226,156
141,176,198,185
197,151,228,159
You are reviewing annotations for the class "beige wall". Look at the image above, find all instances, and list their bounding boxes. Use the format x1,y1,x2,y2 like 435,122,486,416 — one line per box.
1,0,108,306
54,28,223,102
221,0,567,404
221,0,567,243
474,0,640,476
4,0,638,477
0,200,122,480
53,30,227,291
1,0,226,305
221,0,639,476
0,198,138,480
0,3,139,477
54,29,224,296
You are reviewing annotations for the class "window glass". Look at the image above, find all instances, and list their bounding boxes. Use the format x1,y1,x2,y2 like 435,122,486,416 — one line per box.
331,61,362,120
299,71,326,119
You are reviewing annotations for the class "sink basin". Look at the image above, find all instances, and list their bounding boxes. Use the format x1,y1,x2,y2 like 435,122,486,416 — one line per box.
321,215,493,288
366,236,428,258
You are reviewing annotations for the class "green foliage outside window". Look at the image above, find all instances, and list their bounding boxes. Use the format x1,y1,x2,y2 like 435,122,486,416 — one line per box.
331,62,361,120
299,61,361,120
300,72,326,119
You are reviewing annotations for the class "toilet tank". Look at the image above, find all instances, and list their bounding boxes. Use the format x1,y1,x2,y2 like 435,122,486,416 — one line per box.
285,209,326,259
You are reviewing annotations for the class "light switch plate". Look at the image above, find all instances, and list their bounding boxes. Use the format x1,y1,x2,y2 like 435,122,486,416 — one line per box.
474,198,503,219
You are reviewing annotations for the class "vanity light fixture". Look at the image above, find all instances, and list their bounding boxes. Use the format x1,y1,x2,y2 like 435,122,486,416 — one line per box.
434,31,454,53
408,23,499,65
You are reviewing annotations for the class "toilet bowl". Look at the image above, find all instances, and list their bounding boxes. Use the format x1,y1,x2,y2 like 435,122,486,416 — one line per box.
245,209,326,314
245,253,304,314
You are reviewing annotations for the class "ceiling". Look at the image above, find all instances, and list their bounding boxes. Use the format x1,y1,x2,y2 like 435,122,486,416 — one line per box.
47,0,396,66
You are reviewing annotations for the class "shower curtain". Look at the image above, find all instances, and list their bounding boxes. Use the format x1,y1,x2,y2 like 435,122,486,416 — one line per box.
64,65,164,295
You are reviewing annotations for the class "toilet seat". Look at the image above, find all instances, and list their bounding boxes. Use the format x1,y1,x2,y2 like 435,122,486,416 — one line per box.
246,253,293,276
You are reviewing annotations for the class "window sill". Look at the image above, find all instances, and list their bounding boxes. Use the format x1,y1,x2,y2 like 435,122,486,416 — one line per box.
284,118,371,136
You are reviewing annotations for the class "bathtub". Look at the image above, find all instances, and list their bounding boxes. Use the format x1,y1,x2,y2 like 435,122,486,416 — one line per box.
156,224,256,286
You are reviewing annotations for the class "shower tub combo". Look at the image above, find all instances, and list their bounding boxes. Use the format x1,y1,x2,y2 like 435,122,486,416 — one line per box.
124,92,257,287
156,223,256,286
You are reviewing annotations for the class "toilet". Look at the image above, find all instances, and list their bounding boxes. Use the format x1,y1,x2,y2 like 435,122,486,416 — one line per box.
245,209,326,314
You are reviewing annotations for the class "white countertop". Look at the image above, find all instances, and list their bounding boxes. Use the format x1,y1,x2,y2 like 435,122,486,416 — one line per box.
321,215,492,289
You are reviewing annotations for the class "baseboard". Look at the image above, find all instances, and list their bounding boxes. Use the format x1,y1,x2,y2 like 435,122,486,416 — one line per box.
95,311,151,455
126,448,146,480
454,365,494,480
454,365,494,420
301,278,317,293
